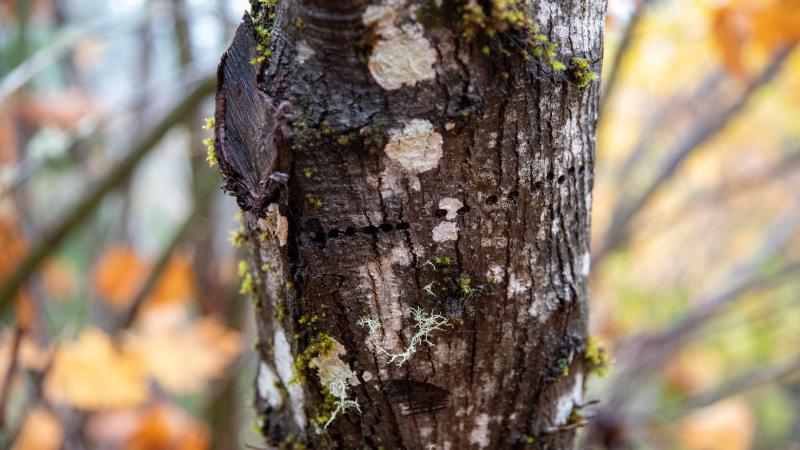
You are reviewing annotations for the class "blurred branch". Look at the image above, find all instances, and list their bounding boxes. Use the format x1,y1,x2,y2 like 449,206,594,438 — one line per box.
613,69,724,183
0,75,216,319
0,327,23,431
594,46,797,266
599,0,653,114
120,174,217,329
0,14,145,103
673,353,800,418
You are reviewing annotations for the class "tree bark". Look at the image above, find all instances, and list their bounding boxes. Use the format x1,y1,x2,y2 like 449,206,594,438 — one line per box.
213,1,605,449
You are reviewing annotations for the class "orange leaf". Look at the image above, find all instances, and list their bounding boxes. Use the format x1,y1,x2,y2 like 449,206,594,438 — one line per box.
45,328,149,410
126,404,209,450
92,246,149,310
146,253,195,309
678,398,754,450
12,407,63,450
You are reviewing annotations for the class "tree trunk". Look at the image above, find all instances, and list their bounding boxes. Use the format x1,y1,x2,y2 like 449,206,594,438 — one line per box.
213,1,605,449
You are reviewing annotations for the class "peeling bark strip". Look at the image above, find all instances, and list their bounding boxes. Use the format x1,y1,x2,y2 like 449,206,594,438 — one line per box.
214,0,605,448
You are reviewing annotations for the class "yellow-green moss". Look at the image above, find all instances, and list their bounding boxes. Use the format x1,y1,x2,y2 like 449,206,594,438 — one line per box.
570,56,598,88
584,335,609,377
289,333,337,384
238,260,254,295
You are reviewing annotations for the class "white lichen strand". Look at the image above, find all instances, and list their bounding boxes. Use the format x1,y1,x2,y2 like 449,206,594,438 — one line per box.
362,2,437,90
384,119,443,174
323,378,361,429
308,340,361,429
378,307,450,366
357,316,380,335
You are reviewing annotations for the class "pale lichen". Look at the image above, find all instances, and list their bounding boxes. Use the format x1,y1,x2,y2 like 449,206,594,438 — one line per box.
378,307,450,366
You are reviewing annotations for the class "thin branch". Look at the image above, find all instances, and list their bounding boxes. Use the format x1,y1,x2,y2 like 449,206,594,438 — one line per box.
0,75,216,318
599,0,654,113
0,14,146,103
119,175,217,329
0,327,24,431
613,69,724,183
682,354,800,414
594,46,796,265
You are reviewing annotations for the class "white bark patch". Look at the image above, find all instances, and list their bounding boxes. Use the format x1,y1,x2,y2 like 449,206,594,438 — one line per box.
508,272,531,298
581,252,591,277
381,119,443,196
273,326,306,429
257,362,282,408
362,3,436,90
486,265,504,284
553,373,584,427
529,291,559,322
432,221,458,242
384,119,443,173
438,197,463,220
469,413,491,448
359,244,411,353
295,40,315,64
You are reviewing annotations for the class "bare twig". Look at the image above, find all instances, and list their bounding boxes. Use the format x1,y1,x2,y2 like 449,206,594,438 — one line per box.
675,354,800,417
0,327,24,431
613,69,724,183
0,75,216,318
0,14,146,103
599,0,654,113
120,175,217,329
595,46,796,265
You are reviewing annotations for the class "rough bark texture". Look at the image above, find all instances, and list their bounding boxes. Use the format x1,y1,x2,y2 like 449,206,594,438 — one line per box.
214,1,605,449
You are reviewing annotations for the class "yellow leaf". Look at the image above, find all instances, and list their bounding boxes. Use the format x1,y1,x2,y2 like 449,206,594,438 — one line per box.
12,407,63,450
678,397,754,450
45,328,148,410
145,253,195,309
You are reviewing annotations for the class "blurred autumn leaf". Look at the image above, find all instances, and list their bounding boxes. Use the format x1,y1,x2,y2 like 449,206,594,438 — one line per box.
12,407,63,450
44,328,149,410
92,246,195,313
124,307,241,394
677,397,755,450
713,0,800,78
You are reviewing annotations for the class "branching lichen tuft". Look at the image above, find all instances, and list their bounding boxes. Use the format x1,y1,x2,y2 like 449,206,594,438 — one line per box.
322,378,360,429
357,316,380,335
378,307,450,366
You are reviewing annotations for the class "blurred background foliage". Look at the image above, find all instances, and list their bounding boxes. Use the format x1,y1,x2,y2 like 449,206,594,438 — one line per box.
0,0,798,449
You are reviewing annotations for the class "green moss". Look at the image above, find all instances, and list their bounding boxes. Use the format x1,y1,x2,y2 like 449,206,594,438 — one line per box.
238,260,254,295
289,333,336,384
228,227,247,248
570,56,598,88
460,0,569,73
457,276,472,296
249,1,278,66
584,335,609,377
305,194,323,208
433,256,453,267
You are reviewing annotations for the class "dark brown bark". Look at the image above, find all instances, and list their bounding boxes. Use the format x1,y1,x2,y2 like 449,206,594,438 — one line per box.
214,1,605,448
